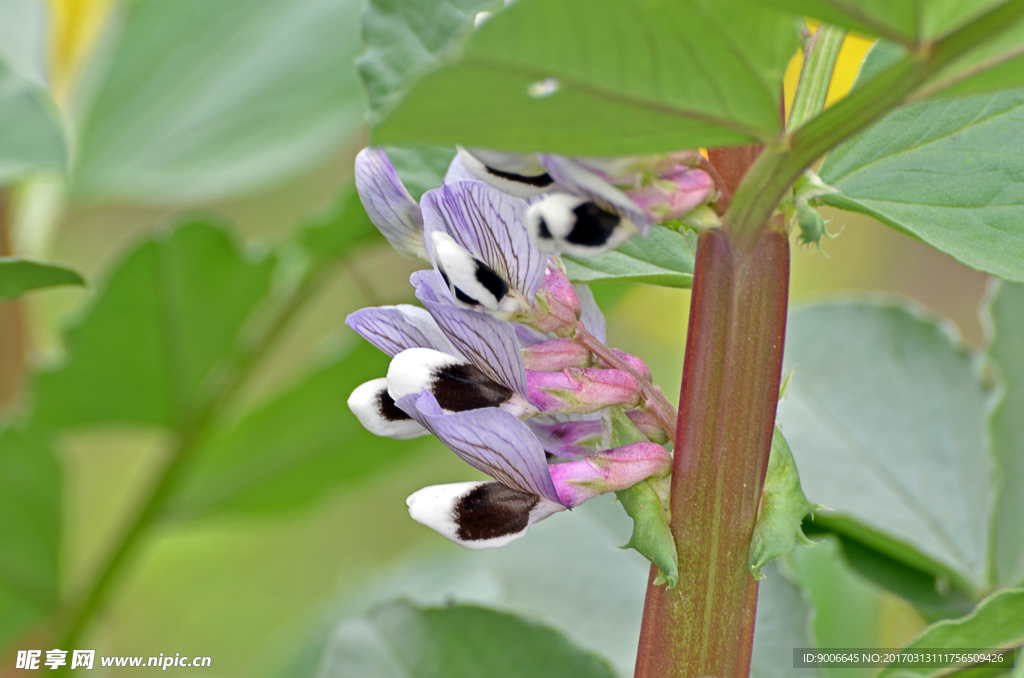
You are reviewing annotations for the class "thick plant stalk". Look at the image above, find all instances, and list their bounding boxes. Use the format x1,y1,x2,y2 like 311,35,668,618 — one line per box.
634,224,790,677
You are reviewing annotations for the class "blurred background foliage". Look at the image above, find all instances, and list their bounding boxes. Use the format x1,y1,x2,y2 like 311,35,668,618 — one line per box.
0,0,1007,676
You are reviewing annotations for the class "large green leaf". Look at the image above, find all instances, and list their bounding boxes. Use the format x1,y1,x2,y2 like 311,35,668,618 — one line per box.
0,258,85,299
168,342,435,519
777,300,994,593
818,88,1024,283
564,227,697,288
358,0,502,126
371,0,800,155
985,282,1024,587
0,58,66,184
69,0,366,203
299,182,380,264
0,428,59,653
756,0,1004,45
877,588,1024,678
33,220,276,429
0,0,48,89
322,601,616,678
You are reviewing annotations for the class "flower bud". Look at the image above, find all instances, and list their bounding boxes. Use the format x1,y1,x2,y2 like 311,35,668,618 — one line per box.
608,349,652,381
348,378,430,440
548,441,672,507
529,416,605,459
388,347,537,418
522,338,593,371
625,166,713,223
625,409,669,444
530,264,582,336
527,367,641,414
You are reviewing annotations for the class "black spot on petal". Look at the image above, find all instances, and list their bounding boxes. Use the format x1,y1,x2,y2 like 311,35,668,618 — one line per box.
432,362,513,412
566,203,621,247
473,260,509,302
376,390,412,422
455,482,539,541
484,166,554,188
453,286,481,306
537,218,553,240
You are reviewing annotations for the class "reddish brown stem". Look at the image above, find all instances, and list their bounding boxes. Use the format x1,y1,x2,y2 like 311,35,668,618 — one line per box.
706,146,763,214
633,226,790,678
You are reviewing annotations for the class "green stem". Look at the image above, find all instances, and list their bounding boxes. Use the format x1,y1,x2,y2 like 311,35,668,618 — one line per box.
788,24,847,130
725,0,1024,249
54,262,333,653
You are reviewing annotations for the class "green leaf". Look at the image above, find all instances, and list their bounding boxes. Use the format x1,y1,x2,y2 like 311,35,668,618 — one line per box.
0,58,66,184
358,0,503,126
564,226,697,288
0,258,85,299
167,342,434,519
298,183,380,264
34,220,276,429
371,0,800,155
381,145,456,201
0,0,49,89
877,588,1024,678
777,300,994,593
818,89,1024,283
321,600,616,678
750,562,821,678
749,427,815,580
756,0,1004,46
70,0,366,203
985,282,1024,587
0,428,59,652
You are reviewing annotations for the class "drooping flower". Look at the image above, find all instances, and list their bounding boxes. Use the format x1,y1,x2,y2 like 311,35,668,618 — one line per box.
345,147,675,549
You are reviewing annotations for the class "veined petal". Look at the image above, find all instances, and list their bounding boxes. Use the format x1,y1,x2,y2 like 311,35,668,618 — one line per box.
443,152,478,185
528,412,606,460
576,284,607,343
346,304,458,358
398,390,562,505
406,481,563,549
422,181,545,300
348,378,429,440
539,155,650,232
413,276,529,397
457,146,554,198
354,148,427,260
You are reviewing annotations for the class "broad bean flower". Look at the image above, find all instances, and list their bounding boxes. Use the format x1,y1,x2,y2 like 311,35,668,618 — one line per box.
346,147,687,549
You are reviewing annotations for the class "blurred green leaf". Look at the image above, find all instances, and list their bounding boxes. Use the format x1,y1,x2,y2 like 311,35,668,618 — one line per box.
0,58,66,184
371,0,799,155
564,226,697,289
0,428,59,652
749,427,815,580
756,0,1003,45
299,183,380,263
750,561,821,678
168,342,432,519
985,282,1024,587
0,0,48,89
34,220,276,428
322,600,616,678
818,88,1024,282
0,258,84,299
778,300,994,593
877,588,1024,678
358,0,502,126
70,0,366,203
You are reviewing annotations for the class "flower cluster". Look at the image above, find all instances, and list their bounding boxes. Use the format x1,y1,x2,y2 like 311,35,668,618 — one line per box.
346,146,707,549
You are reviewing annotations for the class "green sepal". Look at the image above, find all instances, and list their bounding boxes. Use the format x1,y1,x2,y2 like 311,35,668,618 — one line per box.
749,426,818,580
608,410,679,587
789,170,841,249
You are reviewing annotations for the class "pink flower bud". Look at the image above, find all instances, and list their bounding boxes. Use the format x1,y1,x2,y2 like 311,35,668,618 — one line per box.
523,339,593,371
608,349,652,381
531,264,581,336
626,409,669,444
549,441,672,507
626,167,713,223
527,367,641,414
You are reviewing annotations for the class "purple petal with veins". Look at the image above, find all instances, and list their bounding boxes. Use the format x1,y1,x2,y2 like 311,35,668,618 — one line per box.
528,412,605,460
421,182,544,299
346,304,459,358
539,155,651,234
398,390,562,505
414,275,529,396
354,148,427,260
444,153,478,185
